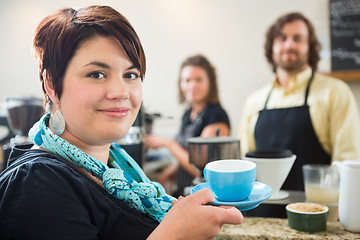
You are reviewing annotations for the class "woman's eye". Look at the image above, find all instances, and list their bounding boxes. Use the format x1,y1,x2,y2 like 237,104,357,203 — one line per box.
87,72,105,79
124,72,139,80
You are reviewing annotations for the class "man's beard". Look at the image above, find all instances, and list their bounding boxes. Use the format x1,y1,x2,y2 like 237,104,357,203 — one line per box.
275,51,308,72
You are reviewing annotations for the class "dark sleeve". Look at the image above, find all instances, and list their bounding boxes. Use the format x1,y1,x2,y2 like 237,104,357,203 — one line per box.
202,103,230,128
0,159,99,240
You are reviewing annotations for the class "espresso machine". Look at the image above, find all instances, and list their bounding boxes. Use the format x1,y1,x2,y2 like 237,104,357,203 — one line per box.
117,103,166,168
0,102,15,172
1,97,44,170
0,102,15,146
118,105,146,168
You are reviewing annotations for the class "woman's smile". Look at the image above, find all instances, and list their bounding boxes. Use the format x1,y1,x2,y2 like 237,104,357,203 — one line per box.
98,107,130,118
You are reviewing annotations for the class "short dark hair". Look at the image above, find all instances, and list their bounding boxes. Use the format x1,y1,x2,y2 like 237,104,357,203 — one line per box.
264,12,321,72
33,5,146,107
178,54,219,104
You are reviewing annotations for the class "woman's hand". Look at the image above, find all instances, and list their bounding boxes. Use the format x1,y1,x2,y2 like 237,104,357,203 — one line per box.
157,164,178,186
148,188,243,240
144,135,170,149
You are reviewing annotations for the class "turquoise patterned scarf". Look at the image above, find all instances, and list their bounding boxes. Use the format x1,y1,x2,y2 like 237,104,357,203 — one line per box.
28,113,175,222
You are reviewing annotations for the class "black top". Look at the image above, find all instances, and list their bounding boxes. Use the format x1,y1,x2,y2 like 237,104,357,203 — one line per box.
0,145,158,240
175,103,230,149
174,103,230,196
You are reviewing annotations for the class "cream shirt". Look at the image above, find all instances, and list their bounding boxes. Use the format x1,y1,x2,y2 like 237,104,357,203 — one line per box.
238,67,360,162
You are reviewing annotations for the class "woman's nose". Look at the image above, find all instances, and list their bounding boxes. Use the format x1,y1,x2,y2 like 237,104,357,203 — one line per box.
187,80,197,89
106,77,130,100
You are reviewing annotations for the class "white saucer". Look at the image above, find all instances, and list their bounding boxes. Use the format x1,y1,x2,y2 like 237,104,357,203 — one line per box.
190,181,272,211
267,190,289,200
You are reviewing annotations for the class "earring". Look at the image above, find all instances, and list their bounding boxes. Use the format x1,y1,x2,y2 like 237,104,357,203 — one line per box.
52,109,65,135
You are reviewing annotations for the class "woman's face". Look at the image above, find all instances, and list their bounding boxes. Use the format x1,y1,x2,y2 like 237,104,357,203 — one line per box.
57,35,142,147
180,66,210,105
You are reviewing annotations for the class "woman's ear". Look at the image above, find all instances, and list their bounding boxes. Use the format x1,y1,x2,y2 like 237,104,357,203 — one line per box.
43,71,59,105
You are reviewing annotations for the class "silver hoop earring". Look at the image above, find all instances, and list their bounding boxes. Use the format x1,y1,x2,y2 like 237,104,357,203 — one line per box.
52,109,65,135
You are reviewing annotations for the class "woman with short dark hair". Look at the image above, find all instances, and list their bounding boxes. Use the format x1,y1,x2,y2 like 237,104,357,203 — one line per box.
0,5,242,239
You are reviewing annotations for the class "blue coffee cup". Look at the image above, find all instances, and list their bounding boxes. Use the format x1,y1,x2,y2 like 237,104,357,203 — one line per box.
204,159,256,202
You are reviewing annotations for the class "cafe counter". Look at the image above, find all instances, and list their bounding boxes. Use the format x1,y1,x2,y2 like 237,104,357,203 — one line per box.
217,217,360,239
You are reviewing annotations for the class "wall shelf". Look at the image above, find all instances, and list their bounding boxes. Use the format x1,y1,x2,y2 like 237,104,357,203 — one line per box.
322,71,360,82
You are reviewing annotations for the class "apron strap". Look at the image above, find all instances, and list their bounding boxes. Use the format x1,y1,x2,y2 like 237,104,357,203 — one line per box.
263,70,315,110
263,88,274,110
303,70,315,106
175,105,209,149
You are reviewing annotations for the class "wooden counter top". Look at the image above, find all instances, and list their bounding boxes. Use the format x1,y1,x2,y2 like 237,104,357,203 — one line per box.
217,217,360,239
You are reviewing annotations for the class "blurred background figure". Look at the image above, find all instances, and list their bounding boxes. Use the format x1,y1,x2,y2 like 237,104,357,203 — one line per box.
145,54,230,197
238,12,360,219
238,12,360,193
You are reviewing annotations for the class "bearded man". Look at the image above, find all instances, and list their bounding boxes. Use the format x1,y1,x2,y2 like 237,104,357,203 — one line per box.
238,12,360,193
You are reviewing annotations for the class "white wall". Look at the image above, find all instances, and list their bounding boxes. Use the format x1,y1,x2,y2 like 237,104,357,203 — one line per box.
1,0,360,137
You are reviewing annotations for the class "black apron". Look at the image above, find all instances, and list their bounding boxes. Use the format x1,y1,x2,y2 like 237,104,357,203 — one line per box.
174,106,208,197
254,72,331,191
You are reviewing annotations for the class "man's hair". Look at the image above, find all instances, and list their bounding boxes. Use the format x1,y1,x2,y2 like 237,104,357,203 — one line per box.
264,12,321,72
